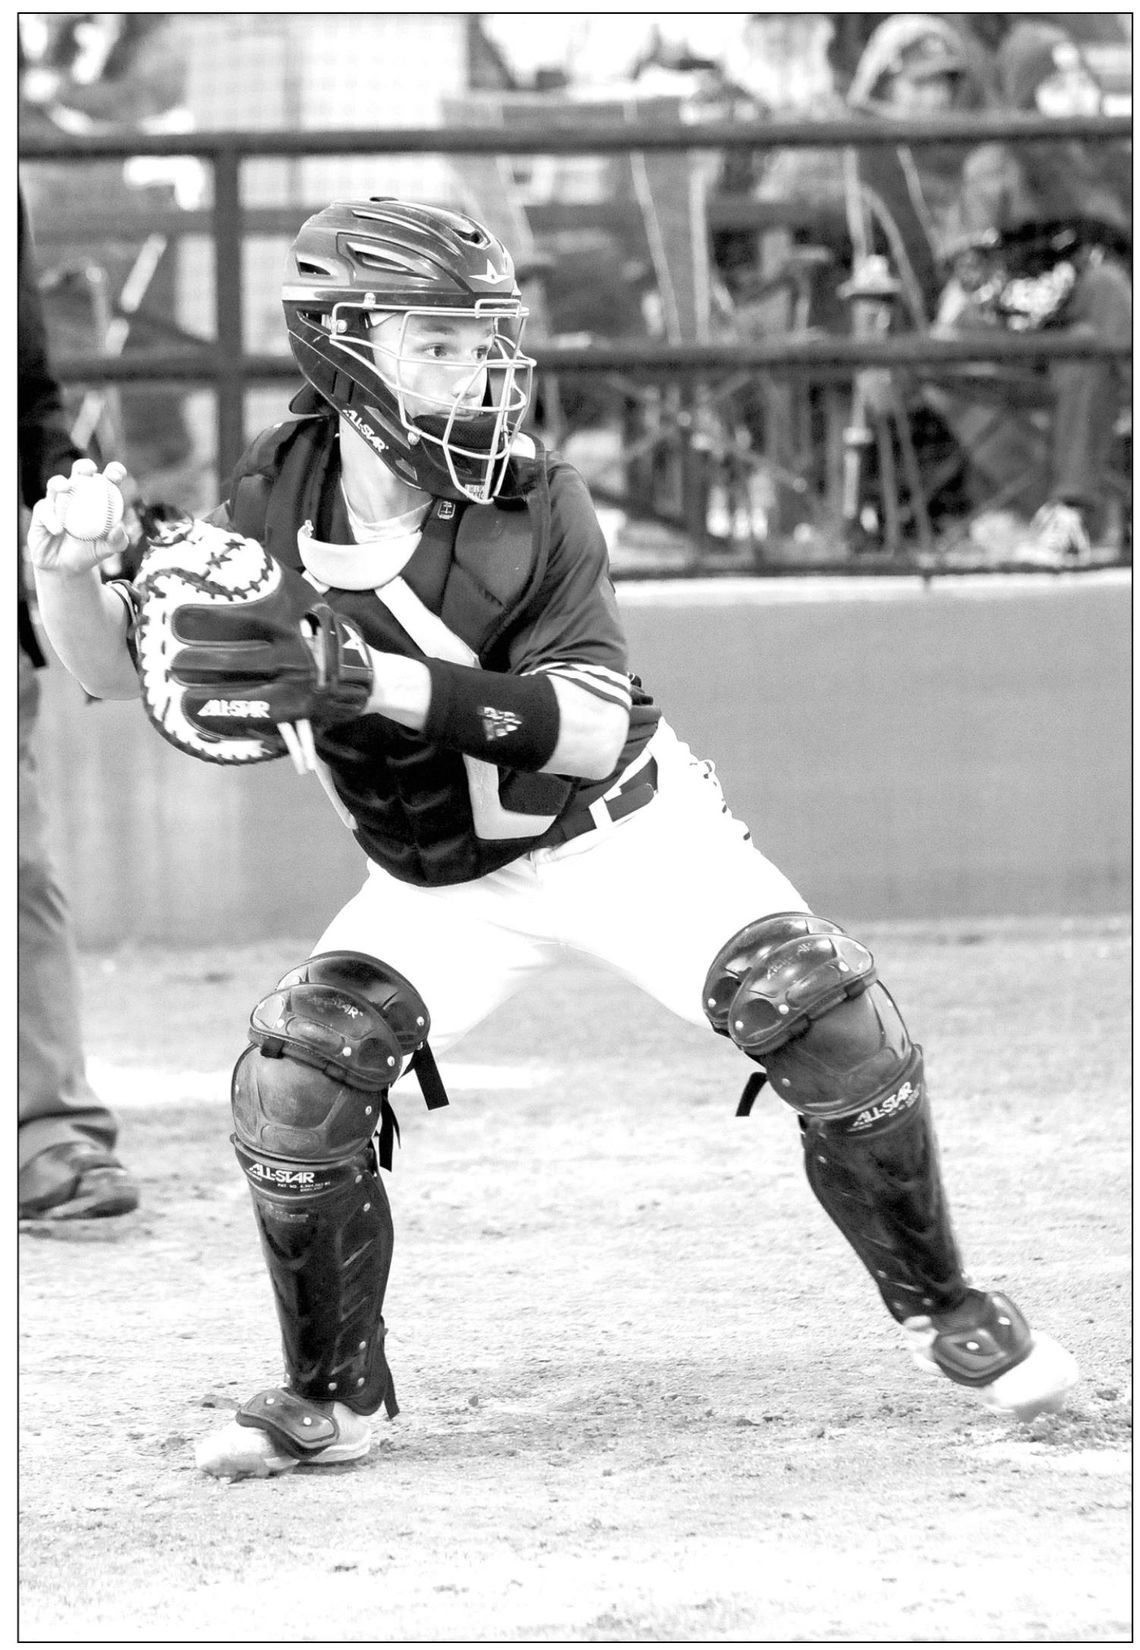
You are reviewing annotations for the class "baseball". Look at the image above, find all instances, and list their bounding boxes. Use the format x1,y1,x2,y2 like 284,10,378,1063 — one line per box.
60,473,125,542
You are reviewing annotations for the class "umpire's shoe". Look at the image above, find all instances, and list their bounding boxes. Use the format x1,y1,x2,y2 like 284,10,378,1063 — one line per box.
18,1142,139,1221
195,1388,372,1479
902,1288,1079,1421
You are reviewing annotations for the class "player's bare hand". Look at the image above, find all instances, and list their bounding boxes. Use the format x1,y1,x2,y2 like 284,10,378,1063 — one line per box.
27,458,131,575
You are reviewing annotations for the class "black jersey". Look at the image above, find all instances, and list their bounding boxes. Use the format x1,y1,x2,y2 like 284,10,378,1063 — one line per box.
153,410,660,886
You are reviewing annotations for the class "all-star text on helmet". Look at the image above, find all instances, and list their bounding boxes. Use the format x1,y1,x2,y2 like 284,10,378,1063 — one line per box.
282,198,535,504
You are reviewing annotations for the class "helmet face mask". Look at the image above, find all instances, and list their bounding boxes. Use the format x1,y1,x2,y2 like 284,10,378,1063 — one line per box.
333,300,532,503
282,200,535,504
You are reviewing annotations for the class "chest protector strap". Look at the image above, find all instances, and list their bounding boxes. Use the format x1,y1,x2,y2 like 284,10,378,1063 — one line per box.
227,413,552,662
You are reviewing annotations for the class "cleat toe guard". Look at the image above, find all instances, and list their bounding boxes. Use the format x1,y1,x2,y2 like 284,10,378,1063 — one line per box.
196,1388,372,1479
904,1290,1080,1421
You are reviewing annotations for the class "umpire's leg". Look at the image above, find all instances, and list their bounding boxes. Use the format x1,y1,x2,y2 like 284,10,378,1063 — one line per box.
18,648,121,1168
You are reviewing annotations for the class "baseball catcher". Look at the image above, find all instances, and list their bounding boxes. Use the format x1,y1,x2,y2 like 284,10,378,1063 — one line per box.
28,198,1078,1480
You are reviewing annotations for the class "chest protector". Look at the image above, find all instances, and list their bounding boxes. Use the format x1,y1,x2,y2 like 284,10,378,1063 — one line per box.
226,412,577,886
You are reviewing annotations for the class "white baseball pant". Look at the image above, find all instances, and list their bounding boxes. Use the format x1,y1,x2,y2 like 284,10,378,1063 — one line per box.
315,719,809,1054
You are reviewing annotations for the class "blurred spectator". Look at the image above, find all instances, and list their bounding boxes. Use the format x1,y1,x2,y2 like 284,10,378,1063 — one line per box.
753,14,1130,560
845,14,998,317
752,15,994,325
826,12,1130,95
953,23,1129,236
18,191,139,1222
929,21,1132,558
20,13,190,140
832,19,997,543
737,13,839,115
745,15,994,532
626,27,771,302
19,13,199,481
704,17,986,548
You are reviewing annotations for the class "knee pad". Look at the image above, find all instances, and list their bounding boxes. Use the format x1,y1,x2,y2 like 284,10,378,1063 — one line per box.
703,913,918,1125
230,951,436,1417
232,949,441,1173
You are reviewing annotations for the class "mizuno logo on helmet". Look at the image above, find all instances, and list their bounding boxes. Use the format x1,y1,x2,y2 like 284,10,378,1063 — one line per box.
471,260,505,285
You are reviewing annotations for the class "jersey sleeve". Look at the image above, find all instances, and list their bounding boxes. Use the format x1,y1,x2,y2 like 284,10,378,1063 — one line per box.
502,458,632,714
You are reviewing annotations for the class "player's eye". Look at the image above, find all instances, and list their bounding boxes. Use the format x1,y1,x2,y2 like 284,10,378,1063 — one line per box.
422,342,491,365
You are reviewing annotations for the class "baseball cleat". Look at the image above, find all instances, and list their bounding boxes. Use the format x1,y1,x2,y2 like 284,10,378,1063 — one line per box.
195,1388,372,1479
902,1288,1079,1421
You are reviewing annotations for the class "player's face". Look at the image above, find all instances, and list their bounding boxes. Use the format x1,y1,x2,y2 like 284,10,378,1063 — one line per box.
367,312,499,421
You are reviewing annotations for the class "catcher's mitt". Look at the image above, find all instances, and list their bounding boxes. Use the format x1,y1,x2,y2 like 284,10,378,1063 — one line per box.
133,506,373,768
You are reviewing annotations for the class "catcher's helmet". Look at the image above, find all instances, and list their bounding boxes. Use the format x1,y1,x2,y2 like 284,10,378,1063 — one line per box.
282,198,534,503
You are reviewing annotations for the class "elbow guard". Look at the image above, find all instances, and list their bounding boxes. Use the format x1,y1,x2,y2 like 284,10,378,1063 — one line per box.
422,660,560,771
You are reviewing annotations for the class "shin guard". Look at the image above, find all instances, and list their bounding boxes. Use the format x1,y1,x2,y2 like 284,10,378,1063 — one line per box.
705,914,970,1323
801,1055,968,1323
230,951,436,1418
232,1047,399,1417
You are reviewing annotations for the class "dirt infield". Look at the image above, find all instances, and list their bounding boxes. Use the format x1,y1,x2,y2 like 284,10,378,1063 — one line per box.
19,920,1131,1643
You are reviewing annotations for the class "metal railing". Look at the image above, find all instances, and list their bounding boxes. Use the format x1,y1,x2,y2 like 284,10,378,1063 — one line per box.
21,110,1132,559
